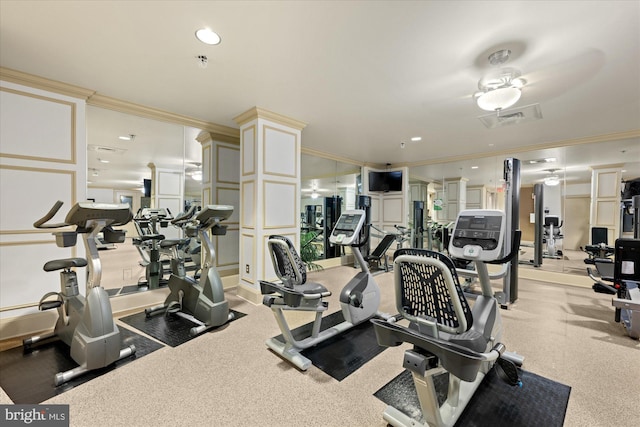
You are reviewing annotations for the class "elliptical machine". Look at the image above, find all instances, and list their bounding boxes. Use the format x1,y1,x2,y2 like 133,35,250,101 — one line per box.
23,201,137,386
260,209,393,370
372,209,523,427
145,205,235,336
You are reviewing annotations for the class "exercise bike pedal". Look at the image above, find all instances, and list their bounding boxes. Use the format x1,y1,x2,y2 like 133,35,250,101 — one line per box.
165,301,182,316
495,356,522,387
38,292,64,311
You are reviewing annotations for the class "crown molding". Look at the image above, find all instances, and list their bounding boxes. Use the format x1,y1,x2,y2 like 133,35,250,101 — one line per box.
300,147,365,167
0,67,239,141
233,107,307,130
0,67,95,99
196,130,239,145
401,129,640,168
88,94,239,141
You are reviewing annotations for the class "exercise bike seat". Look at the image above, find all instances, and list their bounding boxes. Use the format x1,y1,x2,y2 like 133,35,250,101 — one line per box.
160,238,189,249
261,235,330,307
43,257,88,272
134,234,165,243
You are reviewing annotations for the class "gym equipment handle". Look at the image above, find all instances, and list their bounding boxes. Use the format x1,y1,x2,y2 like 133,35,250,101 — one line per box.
485,230,522,265
33,200,68,229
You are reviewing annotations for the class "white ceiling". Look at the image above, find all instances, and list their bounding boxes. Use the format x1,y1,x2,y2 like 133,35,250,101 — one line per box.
1,1,639,190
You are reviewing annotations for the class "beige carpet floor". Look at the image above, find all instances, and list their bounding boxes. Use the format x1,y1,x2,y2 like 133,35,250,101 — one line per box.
1,266,638,426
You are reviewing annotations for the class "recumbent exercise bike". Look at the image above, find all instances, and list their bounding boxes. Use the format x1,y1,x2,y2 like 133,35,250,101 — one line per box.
260,209,394,370
372,209,523,427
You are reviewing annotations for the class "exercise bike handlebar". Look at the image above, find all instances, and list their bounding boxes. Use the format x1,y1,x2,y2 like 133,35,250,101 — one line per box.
485,230,522,265
171,205,198,225
34,200,68,229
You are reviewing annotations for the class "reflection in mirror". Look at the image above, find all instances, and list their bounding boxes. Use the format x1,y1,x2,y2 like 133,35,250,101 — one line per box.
408,136,640,279
301,154,360,266
86,106,203,296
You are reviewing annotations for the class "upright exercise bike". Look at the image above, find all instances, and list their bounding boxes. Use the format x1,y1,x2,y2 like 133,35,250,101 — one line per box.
23,201,137,386
372,209,523,427
260,209,393,370
145,205,235,336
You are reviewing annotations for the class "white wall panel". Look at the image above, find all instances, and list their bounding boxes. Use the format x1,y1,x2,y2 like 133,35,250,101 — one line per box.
0,88,74,162
263,126,297,177
202,144,212,184
596,172,618,198
242,125,256,176
241,233,255,283
595,200,617,225
264,181,296,228
158,171,181,196
0,242,75,310
217,146,240,184
0,166,74,232
216,187,239,224
382,197,403,223
242,181,255,228
216,229,239,266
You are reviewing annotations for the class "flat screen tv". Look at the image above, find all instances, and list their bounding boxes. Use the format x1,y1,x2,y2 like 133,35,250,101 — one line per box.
368,171,402,192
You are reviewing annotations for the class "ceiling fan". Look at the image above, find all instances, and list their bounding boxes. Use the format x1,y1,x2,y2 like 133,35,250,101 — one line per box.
473,49,527,112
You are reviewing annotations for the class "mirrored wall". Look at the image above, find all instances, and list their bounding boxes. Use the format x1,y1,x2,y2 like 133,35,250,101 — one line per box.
408,137,640,275
86,106,204,295
300,153,361,262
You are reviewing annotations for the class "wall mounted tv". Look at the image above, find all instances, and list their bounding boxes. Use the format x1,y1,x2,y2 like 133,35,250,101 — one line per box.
368,171,403,192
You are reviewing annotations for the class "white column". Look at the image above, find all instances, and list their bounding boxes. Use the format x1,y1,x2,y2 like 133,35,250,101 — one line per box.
234,107,306,304
197,131,241,278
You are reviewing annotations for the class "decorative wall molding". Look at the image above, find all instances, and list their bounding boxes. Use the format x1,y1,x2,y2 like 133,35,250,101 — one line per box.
233,106,307,130
0,67,95,99
0,87,76,164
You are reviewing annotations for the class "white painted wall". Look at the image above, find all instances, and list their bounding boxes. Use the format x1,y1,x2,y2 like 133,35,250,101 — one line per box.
0,81,87,320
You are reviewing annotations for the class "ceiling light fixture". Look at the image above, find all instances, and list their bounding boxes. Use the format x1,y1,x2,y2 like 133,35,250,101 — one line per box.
98,158,110,164
195,28,221,45
544,169,561,186
190,171,203,181
119,134,135,141
475,49,526,112
544,175,560,186
410,137,422,142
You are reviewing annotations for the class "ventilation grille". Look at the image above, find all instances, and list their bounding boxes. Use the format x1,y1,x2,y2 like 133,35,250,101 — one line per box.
478,103,543,129
88,145,127,154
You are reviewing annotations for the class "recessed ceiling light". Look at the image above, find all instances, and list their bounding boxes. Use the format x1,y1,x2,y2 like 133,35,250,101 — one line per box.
471,166,479,169
119,134,135,141
196,28,221,45
99,158,110,164
411,137,422,142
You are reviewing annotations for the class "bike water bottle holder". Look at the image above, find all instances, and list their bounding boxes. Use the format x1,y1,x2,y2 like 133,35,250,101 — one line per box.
103,227,126,243
54,231,77,248
211,225,228,236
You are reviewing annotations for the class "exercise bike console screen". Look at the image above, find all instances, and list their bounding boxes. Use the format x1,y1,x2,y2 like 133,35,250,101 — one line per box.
329,209,366,246
449,209,505,261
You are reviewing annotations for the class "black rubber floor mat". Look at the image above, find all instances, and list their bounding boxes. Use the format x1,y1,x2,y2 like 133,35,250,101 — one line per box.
120,309,246,347
0,326,163,404
106,288,121,297
272,311,387,381
120,285,142,294
374,368,571,427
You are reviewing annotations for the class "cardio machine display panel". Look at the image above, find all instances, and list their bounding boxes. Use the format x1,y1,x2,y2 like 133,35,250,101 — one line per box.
449,210,505,261
329,210,365,246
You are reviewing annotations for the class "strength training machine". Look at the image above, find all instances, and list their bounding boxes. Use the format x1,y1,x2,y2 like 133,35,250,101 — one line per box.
145,205,235,336
260,209,393,370
23,201,136,386
372,209,524,427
